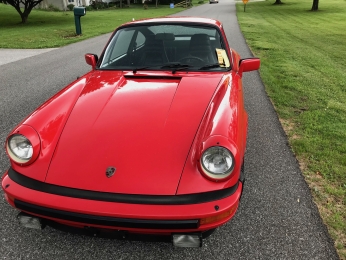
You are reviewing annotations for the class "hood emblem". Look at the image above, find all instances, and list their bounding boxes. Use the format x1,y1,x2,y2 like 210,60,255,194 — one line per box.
106,167,116,178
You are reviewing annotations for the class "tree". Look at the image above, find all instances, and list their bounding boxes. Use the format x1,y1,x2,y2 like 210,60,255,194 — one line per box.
273,0,319,10
311,0,319,11
4,0,43,23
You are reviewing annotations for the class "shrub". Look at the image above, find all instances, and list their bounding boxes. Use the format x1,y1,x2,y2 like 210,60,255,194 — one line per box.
47,4,60,11
90,0,108,9
67,4,74,11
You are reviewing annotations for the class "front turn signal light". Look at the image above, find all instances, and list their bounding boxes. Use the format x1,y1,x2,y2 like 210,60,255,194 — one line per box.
200,205,237,225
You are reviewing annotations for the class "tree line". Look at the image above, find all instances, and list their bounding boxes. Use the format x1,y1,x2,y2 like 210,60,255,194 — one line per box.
1,0,321,24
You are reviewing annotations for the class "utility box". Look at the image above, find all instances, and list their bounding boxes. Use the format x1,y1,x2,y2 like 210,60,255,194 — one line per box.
73,7,86,35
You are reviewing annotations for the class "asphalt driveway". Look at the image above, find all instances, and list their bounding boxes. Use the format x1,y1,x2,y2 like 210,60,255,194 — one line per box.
0,0,339,259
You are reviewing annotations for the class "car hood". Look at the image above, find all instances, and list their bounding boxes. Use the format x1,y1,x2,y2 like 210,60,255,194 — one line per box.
45,71,223,195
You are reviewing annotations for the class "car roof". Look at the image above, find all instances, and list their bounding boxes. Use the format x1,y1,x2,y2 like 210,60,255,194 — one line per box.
121,16,223,29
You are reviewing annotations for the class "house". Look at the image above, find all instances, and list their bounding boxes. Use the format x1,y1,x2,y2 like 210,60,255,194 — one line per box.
38,0,91,10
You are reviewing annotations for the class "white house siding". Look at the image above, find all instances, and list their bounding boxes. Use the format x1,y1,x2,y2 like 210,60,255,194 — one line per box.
38,0,91,10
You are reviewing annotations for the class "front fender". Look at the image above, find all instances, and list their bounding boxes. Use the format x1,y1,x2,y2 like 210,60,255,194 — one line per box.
177,72,247,194
7,75,92,182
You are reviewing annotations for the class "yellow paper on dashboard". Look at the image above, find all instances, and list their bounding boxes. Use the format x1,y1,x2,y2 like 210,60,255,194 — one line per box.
215,48,230,68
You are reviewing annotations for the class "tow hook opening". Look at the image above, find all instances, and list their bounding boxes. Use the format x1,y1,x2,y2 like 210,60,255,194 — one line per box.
17,212,46,230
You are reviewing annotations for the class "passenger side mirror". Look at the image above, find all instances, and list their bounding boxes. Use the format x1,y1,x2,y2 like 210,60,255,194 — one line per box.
238,58,260,77
85,54,98,70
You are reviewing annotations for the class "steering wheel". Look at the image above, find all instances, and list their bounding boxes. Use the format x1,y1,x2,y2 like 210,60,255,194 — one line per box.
178,56,204,65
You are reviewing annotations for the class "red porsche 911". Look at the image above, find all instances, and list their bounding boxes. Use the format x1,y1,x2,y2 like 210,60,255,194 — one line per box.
2,17,260,247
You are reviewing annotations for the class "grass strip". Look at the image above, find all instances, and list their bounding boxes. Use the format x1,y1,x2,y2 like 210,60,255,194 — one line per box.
0,3,198,48
236,0,346,258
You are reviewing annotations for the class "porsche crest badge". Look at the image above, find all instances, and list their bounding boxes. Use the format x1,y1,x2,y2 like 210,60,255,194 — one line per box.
106,167,116,178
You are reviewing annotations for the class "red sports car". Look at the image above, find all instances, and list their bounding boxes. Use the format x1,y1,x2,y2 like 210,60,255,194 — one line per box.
2,17,260,247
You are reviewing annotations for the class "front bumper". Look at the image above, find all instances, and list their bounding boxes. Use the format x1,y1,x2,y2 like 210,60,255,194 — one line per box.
2,168,243,234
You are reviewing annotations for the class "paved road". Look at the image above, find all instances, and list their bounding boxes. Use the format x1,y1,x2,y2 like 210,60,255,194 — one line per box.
0,1,339,259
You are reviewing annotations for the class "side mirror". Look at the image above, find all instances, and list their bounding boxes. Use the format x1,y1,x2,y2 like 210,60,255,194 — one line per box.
238,58,260,77
85,54,98,70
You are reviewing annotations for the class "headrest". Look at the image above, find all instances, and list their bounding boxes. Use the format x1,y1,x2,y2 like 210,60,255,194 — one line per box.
155,33,175,41
190,34,211,44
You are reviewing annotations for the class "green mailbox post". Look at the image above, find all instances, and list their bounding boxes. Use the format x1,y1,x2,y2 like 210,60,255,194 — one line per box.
73,7,86,35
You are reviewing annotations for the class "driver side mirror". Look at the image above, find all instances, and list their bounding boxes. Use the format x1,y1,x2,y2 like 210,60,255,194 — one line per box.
238,58,260,77
85,54,98,70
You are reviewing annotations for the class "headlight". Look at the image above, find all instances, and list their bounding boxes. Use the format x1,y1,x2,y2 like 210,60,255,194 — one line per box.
7,134,33,164
200,146,235,180
6,125,41,166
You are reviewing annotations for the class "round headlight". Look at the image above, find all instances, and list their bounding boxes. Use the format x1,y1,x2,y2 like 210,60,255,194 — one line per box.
7,134,33,163
201,146,235,180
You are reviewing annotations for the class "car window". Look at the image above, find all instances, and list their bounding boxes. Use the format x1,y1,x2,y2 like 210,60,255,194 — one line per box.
99,24,230,71
102,29,135,66
110,30,135,60
135,31,145,49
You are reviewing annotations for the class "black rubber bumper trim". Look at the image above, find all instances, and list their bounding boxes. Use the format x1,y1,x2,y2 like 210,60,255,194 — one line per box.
15,199,199,229
8,167,239,205
46,219,215,241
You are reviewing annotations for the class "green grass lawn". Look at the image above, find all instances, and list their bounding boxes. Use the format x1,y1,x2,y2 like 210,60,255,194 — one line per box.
237,0,346,258
0,3,195,48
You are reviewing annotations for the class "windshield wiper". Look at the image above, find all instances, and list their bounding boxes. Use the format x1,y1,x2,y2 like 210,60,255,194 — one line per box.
133,63,193,74
133,65,160,73
161,63,193,74
198,63,221,70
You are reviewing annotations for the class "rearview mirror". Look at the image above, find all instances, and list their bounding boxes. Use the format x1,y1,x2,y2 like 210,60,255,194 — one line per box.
85,54,98,70
238,58,260,77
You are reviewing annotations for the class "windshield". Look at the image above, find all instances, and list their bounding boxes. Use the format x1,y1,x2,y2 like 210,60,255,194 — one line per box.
99,24,230,71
